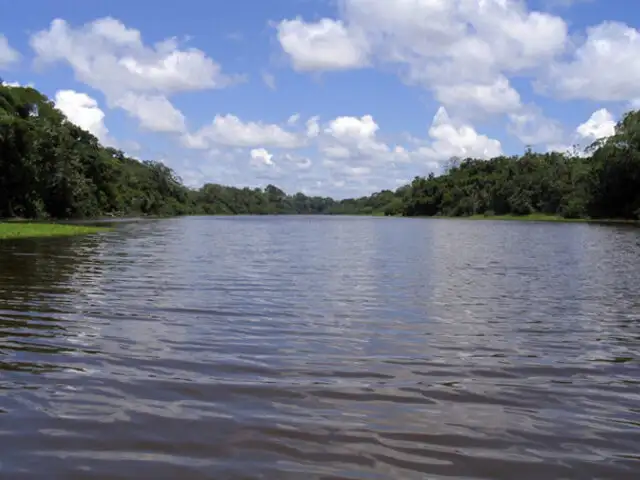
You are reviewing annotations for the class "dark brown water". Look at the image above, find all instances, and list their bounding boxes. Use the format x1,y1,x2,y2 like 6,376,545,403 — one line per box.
1,216,639,479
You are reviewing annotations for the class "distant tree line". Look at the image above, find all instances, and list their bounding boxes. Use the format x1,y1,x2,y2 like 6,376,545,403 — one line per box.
307,112,640,220
385,125,640,220
1,81,639,220
0,82,336,218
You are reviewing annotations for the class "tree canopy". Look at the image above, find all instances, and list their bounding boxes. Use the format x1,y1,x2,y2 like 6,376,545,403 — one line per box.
0,82,335,218
1,81,639,221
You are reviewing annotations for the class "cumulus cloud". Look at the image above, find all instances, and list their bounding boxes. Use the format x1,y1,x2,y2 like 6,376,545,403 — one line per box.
576,108,616,141
507,105,564,146
546,22,640,103
269,0,634,196
434,76,522,116
31,17,238,94
114,93,186,133
11,6,628,198
277,18,370,71
321,114,392,162
54,89,111,144
179,107,502,196
326,114,378,140
250,148,275,167
276,1,640,116
30,17,240,132
0,35,19,68
183,114,303,149
308,108,502,194
546,108,617,154
276,0,567,114
418,107,503,161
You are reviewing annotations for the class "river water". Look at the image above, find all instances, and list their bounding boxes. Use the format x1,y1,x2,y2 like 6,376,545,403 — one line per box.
0,216,639,479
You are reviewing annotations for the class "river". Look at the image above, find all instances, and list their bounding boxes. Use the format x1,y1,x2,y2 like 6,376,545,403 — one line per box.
1,216,639,479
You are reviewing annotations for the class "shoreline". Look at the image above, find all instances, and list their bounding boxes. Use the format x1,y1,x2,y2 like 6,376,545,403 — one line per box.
1,213,638,240
0,222,110,240
409,214,640,225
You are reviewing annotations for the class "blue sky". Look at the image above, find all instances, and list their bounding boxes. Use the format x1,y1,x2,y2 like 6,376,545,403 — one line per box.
0,0,637,197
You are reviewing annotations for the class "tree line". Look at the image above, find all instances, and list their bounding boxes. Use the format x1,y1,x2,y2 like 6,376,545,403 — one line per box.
0,82,336,218
384,124,640,220
1,81,639,220
307,111,640,220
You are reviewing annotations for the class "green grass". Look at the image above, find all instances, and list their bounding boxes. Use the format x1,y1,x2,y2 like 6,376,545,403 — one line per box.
0,222,109,240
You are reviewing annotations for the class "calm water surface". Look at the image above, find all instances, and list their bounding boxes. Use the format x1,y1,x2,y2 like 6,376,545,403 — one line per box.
1,216,639,479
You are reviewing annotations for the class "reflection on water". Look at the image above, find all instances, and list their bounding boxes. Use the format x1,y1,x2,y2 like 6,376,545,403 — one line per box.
0,217,639,479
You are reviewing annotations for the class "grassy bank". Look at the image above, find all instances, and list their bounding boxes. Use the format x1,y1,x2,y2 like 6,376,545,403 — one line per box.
0,222,109,240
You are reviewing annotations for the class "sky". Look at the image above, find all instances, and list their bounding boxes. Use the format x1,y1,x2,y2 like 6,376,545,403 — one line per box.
0,0,637,198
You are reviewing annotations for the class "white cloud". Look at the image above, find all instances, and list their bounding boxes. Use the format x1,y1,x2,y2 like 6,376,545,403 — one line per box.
173,106,503,197
2,80,34,88
276,1,567,114
322,160,371,178
507,105,564,145
184,114,303,149
30,17,240,132
576,108,616,140
250,148,275,167
18,6,631,199
546,22,640,102
314,108,501,192
287,113,301,125
419,107,503,161
277,17,369,71
326,114,378,140
114,93,186,133
545,109,617,155
321,114,394,163
434,76,522,115
54,89,111,144
31,18,238,94
305,116,320,138
0,35,19,68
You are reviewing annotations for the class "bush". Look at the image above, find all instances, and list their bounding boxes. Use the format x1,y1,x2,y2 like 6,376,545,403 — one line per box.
560,197,587,219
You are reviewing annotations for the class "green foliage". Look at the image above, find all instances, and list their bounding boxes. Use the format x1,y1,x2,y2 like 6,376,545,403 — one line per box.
376,135,640,220
1,82,639,221
0,222,108,239
0,83,336,219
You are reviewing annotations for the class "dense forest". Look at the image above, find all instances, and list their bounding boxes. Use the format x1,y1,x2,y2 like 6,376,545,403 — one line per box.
1,81,639,220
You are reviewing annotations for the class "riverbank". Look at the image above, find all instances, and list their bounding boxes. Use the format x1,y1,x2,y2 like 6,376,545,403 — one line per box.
0,222,109,240
418,214,640,224
464,214,584,222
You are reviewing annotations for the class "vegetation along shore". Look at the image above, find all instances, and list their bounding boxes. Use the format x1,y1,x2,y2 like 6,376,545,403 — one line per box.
1,81,639,224
0,222,108,240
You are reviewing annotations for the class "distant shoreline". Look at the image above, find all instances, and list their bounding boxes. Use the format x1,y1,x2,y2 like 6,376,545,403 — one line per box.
423,214,640,225
1,214,637,241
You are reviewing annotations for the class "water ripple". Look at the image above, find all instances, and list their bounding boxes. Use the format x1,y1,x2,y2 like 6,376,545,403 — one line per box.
0,217,639,479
